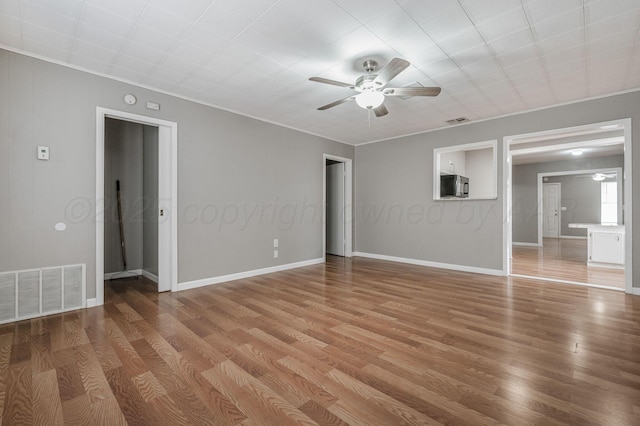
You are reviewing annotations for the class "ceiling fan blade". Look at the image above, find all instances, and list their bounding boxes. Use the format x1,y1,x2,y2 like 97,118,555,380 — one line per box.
317,95,356,110
383,87,442,97
373,104,388,117
309,77,355,89
373,58,410,87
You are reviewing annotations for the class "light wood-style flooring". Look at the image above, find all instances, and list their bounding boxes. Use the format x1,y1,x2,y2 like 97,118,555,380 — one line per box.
511,238,625,290
1,255,639,425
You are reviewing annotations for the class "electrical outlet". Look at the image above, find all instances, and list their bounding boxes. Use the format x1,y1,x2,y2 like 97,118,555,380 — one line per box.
274,250,278,258
273,239,278,248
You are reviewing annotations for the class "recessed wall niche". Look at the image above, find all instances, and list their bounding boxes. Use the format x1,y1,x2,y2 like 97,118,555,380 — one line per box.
433,140,498,200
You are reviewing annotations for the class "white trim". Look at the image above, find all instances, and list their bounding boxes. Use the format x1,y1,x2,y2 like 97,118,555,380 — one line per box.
504,118,633,294
178,258,324,291
510,274,624,292
632,288,640,296
558,235,587,240
86,298,97,308
104,269,142,280
588,262,624,270
323,154,353,259
142,270,159,284
512,242,541,247
353,252,504,277
96,107,178,307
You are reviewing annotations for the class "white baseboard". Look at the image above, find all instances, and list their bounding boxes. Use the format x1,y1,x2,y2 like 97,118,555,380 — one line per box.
142,269,159,283
512,242,540,247
86,298,97,308
178,258,325,291
559,235,587,240
353,252,504,276
104,269,142,280
632,288,640,296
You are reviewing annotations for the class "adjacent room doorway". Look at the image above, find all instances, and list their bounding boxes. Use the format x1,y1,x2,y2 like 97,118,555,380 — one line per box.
504,119,633,293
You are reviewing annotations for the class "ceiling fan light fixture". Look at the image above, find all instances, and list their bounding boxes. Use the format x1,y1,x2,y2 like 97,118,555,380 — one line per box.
355,91,384,109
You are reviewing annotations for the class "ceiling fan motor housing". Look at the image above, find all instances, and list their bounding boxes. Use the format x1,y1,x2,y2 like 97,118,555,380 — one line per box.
355,75,378,91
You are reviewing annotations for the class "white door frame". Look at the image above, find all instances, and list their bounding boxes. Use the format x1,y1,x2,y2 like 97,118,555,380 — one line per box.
503,118,633,294
537,167,622,245
542,182,561,240
322,154,352,259
95,107,178,306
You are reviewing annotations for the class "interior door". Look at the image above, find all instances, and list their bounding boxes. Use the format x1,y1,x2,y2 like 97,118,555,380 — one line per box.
157,126,171,292
543,183,561,238
326,162,345,256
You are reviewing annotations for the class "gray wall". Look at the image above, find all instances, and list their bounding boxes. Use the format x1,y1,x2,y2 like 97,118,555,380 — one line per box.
143,126,159,276
0,49,353,299
355,92,639,288
104,118,144,273
512,155,624,243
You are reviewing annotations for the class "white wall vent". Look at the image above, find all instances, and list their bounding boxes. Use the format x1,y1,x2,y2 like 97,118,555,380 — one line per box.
0,264,86,324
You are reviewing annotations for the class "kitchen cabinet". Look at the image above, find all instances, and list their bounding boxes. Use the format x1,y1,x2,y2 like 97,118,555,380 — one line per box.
589,229,624,266
568,224,625,267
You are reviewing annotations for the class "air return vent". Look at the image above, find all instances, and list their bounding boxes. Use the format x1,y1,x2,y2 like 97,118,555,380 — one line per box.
445,117,470,125
0,264,85,324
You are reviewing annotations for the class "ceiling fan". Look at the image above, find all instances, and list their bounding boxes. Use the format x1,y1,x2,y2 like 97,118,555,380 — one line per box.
309,58,441,117
591,172,617,181
573,172,617,181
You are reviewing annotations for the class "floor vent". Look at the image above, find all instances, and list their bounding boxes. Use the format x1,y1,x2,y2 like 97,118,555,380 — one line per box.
445,117,470,125
0,264,85,324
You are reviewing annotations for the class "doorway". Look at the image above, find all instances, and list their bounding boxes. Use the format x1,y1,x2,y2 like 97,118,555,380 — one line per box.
504,119,633,293
542,183,561,238
96,108,178,306
323,154,352,259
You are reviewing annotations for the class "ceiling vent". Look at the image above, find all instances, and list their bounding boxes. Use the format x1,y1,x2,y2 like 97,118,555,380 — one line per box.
445,117,470,125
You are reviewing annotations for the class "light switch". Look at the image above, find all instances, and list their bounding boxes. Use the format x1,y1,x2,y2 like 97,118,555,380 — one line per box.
561,206,567,211
37,146,49,160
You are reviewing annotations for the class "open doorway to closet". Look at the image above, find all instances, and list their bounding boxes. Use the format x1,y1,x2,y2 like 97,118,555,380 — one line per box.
504,119,632,293
323,154,353,260
103,118,159,284
96,108,177,306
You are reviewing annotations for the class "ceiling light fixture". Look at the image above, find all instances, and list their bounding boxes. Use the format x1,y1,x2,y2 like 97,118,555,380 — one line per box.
571,149,583,156
355,91,385,109
592,173,606,181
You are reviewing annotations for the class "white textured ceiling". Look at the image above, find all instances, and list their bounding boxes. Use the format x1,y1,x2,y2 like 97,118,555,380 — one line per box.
1,0,639,145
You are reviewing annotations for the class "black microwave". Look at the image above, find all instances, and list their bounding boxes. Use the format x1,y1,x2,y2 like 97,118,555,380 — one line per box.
440,174,469,198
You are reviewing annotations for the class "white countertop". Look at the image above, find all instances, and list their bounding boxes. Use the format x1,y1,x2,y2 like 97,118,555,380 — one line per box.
568,223,625,230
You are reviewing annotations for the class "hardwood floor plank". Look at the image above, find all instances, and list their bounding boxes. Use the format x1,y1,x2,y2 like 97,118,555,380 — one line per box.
90,396,128,425
61,394,92,424
2,362,32,425
32,369,63,425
